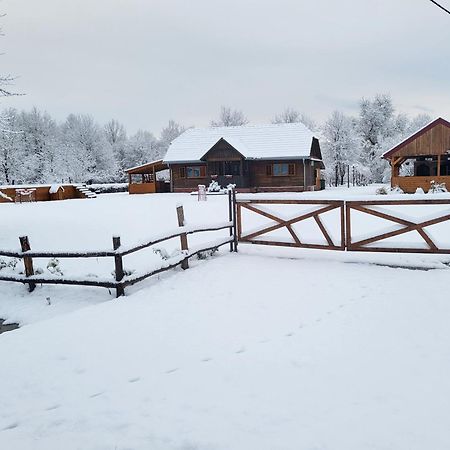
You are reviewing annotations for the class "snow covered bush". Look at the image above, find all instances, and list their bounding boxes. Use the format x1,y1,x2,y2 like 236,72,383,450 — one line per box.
375,186,389,195
207,180,221,192
226,183,236,191
428,180,447,194
415,187,425,194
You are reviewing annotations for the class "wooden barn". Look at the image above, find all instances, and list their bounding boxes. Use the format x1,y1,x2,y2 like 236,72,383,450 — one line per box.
159,123,324,193
383,117,450,193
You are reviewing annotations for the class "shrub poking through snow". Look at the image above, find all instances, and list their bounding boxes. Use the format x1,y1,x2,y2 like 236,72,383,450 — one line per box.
47,258,63,276
197,247,218,260
429,180,447,194
390,185,404,194
34,267,44,275
226,183,236,191
0,257,19,271
153,247,170,260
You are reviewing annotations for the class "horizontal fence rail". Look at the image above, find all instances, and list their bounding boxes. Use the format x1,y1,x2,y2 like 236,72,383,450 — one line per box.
0,199,237,297
236,197,450,255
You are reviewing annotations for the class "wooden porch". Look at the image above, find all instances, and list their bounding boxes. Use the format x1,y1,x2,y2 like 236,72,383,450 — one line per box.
125,160,170,194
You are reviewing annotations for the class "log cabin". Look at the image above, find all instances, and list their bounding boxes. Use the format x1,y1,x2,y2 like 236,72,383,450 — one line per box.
126,123,324,194
382,117,450,193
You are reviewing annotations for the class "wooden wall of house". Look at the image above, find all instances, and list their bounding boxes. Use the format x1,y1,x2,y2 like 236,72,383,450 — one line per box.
170,164,208,191
249,160,320,189
393,124,450,158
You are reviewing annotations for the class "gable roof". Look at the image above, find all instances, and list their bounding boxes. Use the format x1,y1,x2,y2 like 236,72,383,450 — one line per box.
163,123,318,163
382,117,450,159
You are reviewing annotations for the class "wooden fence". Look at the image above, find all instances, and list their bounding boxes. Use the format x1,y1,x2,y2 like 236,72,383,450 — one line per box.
0,199,237,297
236,197,450,254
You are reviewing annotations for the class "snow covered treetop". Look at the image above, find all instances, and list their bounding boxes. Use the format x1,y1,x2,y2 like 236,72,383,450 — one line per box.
164,122,319,163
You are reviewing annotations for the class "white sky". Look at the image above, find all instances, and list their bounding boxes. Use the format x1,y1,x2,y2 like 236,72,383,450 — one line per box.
1,0,450,135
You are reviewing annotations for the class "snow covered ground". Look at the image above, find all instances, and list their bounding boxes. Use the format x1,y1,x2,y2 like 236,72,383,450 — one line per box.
2,186,450,449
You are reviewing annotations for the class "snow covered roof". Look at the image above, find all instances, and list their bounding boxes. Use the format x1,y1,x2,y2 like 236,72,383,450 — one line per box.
163,123,319,163
382,117,450,159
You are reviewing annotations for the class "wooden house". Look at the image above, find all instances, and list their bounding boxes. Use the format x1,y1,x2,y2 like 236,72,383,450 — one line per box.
162,123,324,193
383,117,450,193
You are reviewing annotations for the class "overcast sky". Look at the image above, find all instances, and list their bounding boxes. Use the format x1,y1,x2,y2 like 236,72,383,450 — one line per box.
1,0,449,135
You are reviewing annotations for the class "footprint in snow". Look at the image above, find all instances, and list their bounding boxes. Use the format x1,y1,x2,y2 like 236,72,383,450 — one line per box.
165,368,179,374
315,318,322,323
89,392,104,398
285,332,294,337
2,422,19,431
201,357,212,362
128,377,141,383
45,404,60,411
235,347,246,354
258,338,270,344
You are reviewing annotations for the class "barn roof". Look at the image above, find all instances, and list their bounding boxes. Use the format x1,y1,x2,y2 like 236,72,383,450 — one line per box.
163,123,319,163
382,117,450,159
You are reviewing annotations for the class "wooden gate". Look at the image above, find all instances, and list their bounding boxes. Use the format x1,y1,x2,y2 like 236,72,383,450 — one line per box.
236,197,450,254
236,199,345,250
345,199,450,253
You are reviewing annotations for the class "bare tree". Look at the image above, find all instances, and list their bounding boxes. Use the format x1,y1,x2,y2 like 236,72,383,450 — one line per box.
273,107,317,130
211,106,248,127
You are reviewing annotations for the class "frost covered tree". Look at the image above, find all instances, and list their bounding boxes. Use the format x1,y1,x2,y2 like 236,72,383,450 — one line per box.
123,130,159,169
104,119,127,174
272,107,317,131
157,120,185,156
211,106,248,127
59,114,116,183
0,108,23,183
18,108,60,182
321,111,359,186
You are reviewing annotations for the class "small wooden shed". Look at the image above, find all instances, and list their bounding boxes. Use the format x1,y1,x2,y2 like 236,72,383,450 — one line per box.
383,117,450,193
125,160,170,194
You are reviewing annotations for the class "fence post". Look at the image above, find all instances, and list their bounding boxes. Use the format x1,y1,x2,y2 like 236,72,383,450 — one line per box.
228,190,234,252
232,189,238,252
19,236,36,292
176,204,189,269
112,236,125,297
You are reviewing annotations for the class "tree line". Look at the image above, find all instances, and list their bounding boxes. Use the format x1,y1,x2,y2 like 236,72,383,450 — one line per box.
0,95,431,186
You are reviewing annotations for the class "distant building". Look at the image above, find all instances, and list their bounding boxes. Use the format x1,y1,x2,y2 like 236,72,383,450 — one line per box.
126,123,325,194
383,117,450,193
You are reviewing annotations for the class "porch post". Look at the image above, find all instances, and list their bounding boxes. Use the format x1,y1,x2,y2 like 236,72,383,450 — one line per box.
437,155,441,177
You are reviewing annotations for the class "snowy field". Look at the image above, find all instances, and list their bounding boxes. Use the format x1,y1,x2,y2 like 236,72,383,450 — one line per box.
2,186,450,449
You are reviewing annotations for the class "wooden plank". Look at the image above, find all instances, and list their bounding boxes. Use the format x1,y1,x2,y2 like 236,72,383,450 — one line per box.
232,189,238,252
313,215,334,247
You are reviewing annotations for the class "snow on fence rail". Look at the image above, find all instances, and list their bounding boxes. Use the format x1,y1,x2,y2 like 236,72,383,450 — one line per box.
0,202,237,298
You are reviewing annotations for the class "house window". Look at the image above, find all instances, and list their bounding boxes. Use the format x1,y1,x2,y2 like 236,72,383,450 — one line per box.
270,163,295,176
186,166,206,178
179,167,186,178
